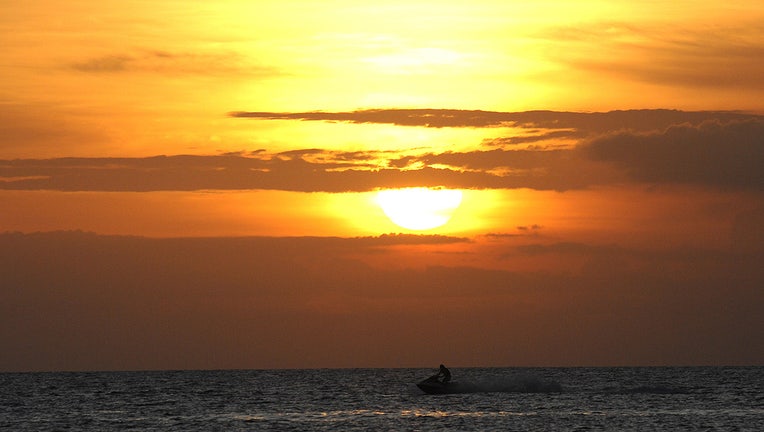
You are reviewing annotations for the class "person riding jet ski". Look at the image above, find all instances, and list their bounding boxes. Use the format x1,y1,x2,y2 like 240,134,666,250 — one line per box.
435,364,451,384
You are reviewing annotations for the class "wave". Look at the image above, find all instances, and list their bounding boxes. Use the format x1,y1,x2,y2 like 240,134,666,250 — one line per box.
477,374,563,393
617,384,691,395
449,374,563,394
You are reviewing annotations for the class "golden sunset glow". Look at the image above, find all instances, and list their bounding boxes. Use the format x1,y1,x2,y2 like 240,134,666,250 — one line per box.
376,188,463,230
2,0,763,372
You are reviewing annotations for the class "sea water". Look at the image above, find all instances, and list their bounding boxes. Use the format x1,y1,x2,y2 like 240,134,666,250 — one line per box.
1,367,762,431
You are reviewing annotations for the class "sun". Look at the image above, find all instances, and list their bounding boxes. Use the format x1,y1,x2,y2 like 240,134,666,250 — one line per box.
376,187,463,230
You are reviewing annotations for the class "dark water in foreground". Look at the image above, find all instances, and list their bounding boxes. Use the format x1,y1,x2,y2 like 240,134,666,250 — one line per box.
1,367,762,431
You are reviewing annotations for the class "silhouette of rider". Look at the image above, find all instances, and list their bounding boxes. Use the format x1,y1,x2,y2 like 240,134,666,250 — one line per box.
437,364,451,383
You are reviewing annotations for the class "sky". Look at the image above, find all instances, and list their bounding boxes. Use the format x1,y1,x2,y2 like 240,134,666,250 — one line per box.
1,0,763,371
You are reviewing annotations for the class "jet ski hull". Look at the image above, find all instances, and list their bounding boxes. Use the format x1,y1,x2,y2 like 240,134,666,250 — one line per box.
416,379,470,394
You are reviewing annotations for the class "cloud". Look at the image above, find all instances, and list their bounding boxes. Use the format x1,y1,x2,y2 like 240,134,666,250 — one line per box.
71,55,133,72
583,119,764,190
70,50,281,77
1,231,761,370
541,23,764,90
3,110,762,192
0,151,614,192
0,103,109,157
482,130,578,147
230,108,758,132
515,241,613,256
231,108,514,128
730,207,764,253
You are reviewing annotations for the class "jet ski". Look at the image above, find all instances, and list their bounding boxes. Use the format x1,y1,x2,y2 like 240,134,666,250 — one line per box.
416,375,471,394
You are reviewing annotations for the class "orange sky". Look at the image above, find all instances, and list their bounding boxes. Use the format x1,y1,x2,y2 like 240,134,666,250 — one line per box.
1,0,763,371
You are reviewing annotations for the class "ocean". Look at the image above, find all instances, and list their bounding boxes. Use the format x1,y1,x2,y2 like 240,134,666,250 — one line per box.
1,367,762,431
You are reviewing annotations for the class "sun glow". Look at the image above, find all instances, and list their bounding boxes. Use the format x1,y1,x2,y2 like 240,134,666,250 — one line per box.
376,188,463,230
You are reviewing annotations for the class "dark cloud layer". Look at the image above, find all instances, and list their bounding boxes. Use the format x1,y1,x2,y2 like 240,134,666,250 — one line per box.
3,110,763,192
230,108,757,132
1,231,761,371
585,119,764,190
0,150,620,192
